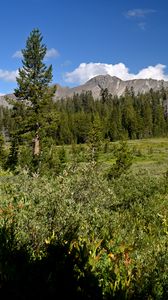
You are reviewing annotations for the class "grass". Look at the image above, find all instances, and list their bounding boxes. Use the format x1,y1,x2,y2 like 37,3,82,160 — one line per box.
3,137,168,177
53,137,168,178
98,137,168,176
128,137,168,175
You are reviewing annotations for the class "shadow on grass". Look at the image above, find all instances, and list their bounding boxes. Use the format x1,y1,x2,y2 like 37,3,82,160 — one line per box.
0,226,103,300
1,225,168,300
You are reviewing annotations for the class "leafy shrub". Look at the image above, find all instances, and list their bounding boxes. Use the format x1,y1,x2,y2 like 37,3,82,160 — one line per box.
0,162,168,298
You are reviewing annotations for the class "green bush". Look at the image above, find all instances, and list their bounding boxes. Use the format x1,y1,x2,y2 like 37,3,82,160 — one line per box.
0,162,168,299
107,141,133,180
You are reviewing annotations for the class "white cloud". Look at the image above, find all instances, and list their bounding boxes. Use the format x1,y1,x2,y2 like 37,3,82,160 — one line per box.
124,8,156,30
134,64,168,80
45,48,60,59
12,50,23,58
0,69,18,82
125,8,156,18
138,22,146,30
64,62,168,84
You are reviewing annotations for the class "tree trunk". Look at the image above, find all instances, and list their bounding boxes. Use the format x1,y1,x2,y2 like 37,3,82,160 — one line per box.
33,133,40,156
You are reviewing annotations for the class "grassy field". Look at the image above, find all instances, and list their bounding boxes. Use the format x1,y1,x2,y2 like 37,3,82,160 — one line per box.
98,137,168,176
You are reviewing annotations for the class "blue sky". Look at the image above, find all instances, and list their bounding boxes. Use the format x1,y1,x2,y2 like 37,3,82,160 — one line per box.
0,0,168,94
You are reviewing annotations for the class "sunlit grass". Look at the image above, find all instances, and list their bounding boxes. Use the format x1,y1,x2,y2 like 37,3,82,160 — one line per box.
99,137,168,176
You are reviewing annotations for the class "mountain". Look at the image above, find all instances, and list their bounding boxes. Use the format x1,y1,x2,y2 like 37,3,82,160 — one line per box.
1,75,168,106
53,75,168,100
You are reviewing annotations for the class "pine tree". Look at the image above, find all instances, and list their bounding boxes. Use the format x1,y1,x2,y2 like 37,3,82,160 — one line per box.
107,141,133,180
122,89,138,139
5,137,19,171
13,28,56,166
87,116,103,161
15,28,53,109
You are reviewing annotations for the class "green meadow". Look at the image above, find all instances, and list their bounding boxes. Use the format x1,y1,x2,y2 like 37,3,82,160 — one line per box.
98,137,168,174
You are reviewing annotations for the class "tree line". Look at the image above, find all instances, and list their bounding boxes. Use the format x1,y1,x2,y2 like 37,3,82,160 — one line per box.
1,85,168,144
53,86,168,143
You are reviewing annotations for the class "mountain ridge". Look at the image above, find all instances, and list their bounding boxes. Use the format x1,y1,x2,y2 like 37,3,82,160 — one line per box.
53,75,168,100
1,75,168,107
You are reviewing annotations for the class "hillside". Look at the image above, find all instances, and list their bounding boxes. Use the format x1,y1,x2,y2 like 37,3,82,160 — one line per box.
53,75,168,99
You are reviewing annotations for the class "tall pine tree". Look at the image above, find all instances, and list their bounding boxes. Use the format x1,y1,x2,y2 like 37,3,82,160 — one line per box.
13,28,56,165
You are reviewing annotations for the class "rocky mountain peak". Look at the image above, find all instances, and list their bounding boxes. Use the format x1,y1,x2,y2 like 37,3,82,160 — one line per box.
53,75,168,99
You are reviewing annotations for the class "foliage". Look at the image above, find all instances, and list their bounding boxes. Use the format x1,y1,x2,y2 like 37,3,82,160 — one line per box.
0,134,7,166
50,88,168,145
87,116,103,162
4,137,19,171
107,141,133,180
0,153,168,298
